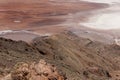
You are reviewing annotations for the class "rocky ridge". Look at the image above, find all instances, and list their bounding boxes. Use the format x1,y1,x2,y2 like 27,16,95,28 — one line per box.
0,31,119,80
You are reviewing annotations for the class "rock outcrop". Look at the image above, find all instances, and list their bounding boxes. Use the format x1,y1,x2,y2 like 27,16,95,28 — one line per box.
1,59,66,80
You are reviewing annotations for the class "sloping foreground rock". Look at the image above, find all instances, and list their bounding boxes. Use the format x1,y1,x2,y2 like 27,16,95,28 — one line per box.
0,31,120,80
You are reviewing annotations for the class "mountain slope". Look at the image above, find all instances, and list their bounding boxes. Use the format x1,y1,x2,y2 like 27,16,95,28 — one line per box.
0,31,120,80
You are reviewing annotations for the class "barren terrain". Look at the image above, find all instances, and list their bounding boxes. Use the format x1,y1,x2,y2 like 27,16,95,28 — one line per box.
0,0,120,80
0,31,120,80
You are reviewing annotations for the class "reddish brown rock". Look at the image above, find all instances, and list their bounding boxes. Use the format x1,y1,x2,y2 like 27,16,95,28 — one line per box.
1,59,66,80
